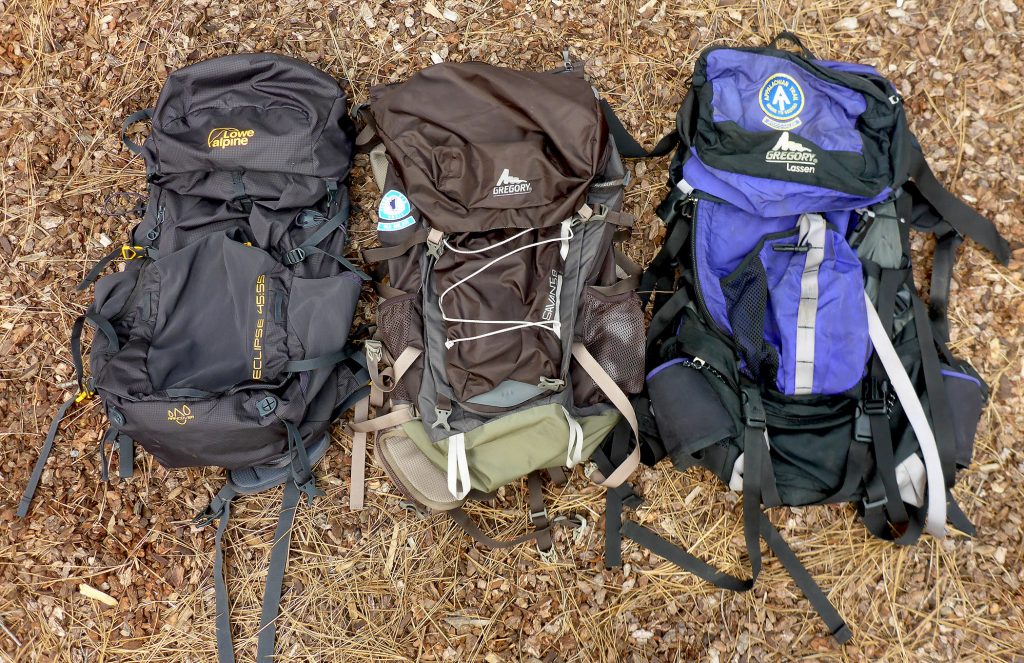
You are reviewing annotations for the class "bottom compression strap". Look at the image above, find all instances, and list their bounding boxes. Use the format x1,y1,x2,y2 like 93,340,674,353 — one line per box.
256,480,302,662
17,395,78,518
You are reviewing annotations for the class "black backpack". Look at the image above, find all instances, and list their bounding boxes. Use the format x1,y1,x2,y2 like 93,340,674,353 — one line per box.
17,53,369,662
593,34,1010,642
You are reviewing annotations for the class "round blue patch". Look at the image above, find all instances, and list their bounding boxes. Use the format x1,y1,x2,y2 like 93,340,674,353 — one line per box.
378,190,411,221
759,74,805,121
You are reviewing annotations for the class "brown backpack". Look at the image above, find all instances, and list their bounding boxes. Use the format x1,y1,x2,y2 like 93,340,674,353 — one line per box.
349,61,645,553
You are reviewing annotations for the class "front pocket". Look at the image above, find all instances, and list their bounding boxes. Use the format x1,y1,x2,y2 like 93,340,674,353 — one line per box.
102,387,298,470
434,227,565,402
572,286,645,407
718,213,869,395
941,362,988,469
146,233,290,392
430,140,585,212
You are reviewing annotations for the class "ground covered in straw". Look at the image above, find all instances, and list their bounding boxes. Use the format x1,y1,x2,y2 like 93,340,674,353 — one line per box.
1,0,1023,660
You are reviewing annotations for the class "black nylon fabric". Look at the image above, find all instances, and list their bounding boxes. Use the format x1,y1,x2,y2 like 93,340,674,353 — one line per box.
79,54,363,471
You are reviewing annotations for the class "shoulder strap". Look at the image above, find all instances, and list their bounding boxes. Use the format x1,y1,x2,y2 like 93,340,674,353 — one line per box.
598,99,678,159
903,139,1010,265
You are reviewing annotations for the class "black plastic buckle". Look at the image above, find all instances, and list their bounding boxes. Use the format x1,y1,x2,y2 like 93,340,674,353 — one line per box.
853,409,873,444
192,501,224,528
862,378,891,416
740,386,767,429
283,247,307,265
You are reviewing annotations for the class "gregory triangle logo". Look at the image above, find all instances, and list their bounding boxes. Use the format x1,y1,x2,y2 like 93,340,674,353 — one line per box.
208,127,255,149
765,131,818,174
492,168,532,196
167,404,194,426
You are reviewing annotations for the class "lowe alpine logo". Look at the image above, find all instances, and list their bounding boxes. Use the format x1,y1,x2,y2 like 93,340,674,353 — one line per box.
167,404,194,426
765,132,818,174
492,169,532,197
759,74,804,130
208,127,255,149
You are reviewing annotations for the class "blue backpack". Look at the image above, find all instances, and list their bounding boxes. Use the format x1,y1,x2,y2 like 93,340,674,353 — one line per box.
594,33,1010,642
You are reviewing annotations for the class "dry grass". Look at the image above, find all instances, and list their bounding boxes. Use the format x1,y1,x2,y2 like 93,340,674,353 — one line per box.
1,0,1023,661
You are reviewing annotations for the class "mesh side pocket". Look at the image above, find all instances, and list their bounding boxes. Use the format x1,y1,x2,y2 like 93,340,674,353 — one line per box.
572,287,645,407
720,259,780,385
377,292,423,404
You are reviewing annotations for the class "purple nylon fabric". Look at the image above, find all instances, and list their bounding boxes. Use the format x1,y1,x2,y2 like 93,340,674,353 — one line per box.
693,200,869,395
682,149,892,217
706,50,867,152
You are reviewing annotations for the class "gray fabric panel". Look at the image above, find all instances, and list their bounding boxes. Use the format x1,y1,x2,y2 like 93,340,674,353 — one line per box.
465,380,548,407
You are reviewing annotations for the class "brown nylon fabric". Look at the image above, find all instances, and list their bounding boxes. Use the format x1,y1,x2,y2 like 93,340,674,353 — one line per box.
368,62,609,233
435,226,564,400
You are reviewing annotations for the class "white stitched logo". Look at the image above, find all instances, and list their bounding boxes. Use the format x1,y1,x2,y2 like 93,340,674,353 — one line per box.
541,270,560,321
765,132,818,174
492,168,533,196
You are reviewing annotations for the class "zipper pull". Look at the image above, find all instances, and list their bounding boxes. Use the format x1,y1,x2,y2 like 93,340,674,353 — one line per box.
562,47,573,71
691,356,706,369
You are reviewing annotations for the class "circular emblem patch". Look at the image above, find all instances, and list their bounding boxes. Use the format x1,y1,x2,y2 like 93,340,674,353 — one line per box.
378,190,412,221
759,74,805,128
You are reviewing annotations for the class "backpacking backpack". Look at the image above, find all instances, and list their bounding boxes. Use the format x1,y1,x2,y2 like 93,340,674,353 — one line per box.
349,59,646,553
594,33,1011,641
17,54,369,662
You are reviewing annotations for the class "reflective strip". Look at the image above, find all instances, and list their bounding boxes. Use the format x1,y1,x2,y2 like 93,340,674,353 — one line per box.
561,406,584,468
794,213,826,395
446,433,471,500
864,291,947,537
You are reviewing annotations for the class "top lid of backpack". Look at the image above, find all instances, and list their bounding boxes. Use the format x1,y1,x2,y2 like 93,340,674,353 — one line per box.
678,37,910,216
368,61,610,233
141,53,354,180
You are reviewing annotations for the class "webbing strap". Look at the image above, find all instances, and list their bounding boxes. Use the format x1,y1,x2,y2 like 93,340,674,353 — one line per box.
301,245,371,281
621,520,752,590
255,480,302,662
362,228,428,263
121,108,153,155
209,485,238,663
17,395,78,518
928,232,962,342
570,342,640,487
349,397,369,510
760,515,852,643
283,345,357,374
598,99,679,159
369,143,389,190
117,434,134,479
76,247,123,291
911,290,958,486
447,474,580,552
348,403,417,433
906,145,1010,264
865,292,946,537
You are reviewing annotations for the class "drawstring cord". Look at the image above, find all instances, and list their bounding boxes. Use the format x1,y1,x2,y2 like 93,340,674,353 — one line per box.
438,223,574,349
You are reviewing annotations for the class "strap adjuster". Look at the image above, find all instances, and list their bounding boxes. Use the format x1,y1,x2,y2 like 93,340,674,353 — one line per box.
740,386,767,429
192,500,226,528
862,495,888,511
75,388,95,403
283,247,307,265
862,379,892,416
529,508,549,524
